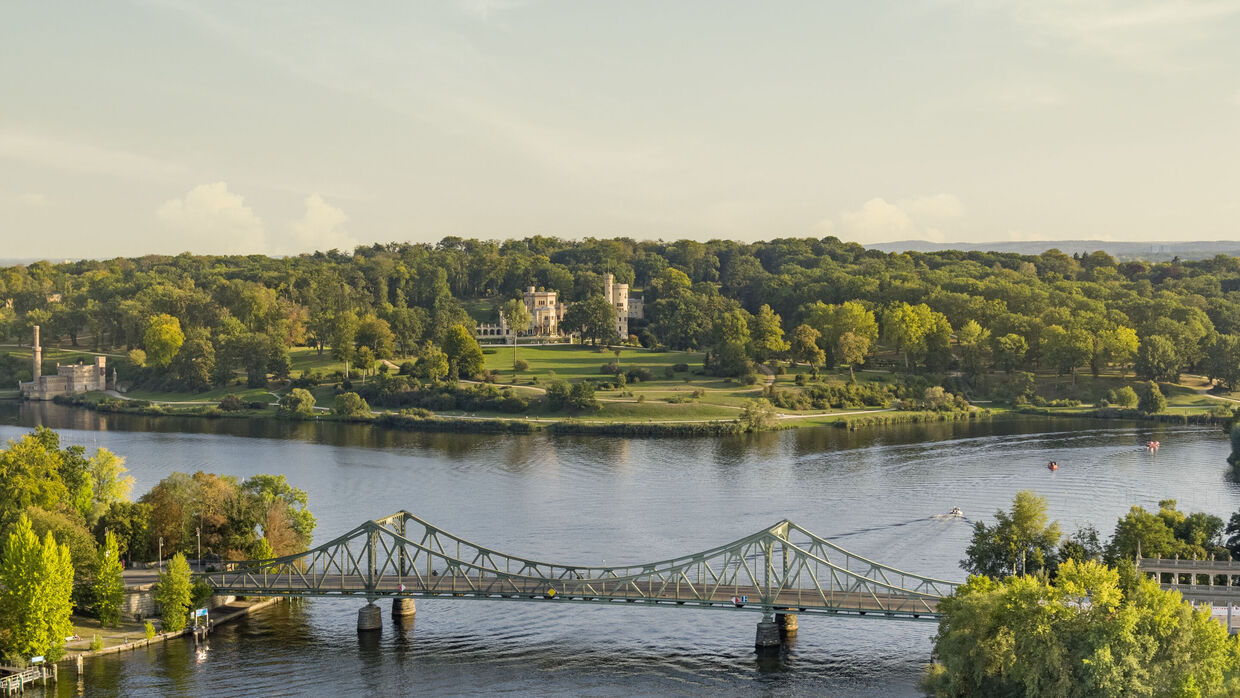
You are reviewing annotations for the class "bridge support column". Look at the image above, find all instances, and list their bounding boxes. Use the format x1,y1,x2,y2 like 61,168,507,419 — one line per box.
755,614,780,655
776,612,798,638
392,598,416,618
357,602,382,632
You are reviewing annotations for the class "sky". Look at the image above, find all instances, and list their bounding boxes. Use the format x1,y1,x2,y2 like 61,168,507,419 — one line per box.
2,0,1239,259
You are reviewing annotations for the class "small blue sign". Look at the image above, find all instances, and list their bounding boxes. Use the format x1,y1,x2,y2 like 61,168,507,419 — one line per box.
195,608,209,617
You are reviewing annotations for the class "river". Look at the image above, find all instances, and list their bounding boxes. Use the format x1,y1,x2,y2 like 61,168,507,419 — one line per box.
0,402,1235,697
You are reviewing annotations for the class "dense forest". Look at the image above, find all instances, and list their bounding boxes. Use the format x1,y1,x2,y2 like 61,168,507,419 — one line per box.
3,236,1240,401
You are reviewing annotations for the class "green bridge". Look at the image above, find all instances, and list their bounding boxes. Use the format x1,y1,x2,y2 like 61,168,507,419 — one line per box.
200,511,961,652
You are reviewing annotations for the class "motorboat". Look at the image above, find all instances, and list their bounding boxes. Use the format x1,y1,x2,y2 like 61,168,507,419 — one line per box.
933,506,965,520
1145,440,1160,451
1048,461,1059,471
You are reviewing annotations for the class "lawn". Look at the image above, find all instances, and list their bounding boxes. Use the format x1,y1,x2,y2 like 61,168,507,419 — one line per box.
116,385,274,404
484,344,705,383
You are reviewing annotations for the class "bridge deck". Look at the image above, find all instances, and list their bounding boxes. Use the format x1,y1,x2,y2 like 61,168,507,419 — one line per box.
206,574,940,619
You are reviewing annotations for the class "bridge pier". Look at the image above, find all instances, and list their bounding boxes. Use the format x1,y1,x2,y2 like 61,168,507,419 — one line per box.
776,612,798,638
755,614,781,655
357,602,382,632
392,598,416,618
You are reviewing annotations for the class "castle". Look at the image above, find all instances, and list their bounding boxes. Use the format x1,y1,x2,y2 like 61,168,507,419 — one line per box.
475,274,642,342
18,325,115,400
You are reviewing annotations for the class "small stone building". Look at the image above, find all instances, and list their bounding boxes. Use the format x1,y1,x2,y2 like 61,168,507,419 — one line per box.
17,325,114,400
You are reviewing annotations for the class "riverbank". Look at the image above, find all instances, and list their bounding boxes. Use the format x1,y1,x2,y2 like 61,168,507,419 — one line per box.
60,597,283,665
48,391,999,436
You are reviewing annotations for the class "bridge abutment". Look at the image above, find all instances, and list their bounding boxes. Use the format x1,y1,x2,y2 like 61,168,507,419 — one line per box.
392,598,416,618
755,617,781,655
358,602,382,632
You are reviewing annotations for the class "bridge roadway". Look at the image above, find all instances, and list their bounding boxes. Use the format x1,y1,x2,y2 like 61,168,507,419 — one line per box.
206,572,940,620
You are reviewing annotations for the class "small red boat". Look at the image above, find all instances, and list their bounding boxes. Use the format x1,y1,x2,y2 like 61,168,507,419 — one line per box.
1145,440,1160,451
1048,461,1059,471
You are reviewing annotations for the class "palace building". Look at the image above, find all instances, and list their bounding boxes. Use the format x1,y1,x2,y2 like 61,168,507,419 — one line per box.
17,325,115,400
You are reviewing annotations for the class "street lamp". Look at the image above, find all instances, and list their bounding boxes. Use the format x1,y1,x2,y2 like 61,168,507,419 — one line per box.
197,527,201,570
158,536,163,567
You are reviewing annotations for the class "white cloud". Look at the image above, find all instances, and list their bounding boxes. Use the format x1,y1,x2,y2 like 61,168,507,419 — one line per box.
0,129,182,179
836,194,965,243
16,193,50,207
286,194,358,253
1230,90,1240,108
156,182,266,254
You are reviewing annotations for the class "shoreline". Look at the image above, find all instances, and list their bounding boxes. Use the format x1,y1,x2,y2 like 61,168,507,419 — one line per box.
60,597,283,666
44,392,998,436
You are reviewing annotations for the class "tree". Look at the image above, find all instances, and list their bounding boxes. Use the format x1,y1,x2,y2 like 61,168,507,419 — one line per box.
1040,324,1092,379
333,392,371,419
442,325,484,378
413,341,449,382
804,301,878,365
354,346,375,381
709,309,753,377
88,448,133,520
923,560,1238,697
789,324,825,376
0,430,69,528
499,297,532,369
962,490,1061,578
993,333,1028,373
354,315,396,359
278,388,316,418
1135,334,1181,383
252,536,274,561
748,304,789,363
155,553,193,632
127,348,147,368
956,320,991,378
563,295,618,346
1097,325,1139,376
1111,385,1138,408
837,331,869,381
169,331,215,392
739,398,777,431
143,314,184,369
329,310,358,366
94,530,124,628
0,514,75,663
1137,380,1166,414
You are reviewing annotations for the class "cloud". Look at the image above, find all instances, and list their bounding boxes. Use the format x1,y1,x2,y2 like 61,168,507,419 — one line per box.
836,194,965,243
1231,90,1240,108
156,182,267,254
16,193,50,207
286,194,358,253
969,0,1240,71
0,129,182,179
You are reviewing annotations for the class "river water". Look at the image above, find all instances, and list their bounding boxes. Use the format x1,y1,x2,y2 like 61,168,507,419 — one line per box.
0,402,1235,697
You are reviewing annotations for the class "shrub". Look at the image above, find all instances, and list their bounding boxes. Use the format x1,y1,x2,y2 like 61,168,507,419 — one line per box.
513,358,529,373
664,366,675,379
90,635,103,651
144,621,156,640
739,373,759,386
277,388,316,418
333,391,371,419
246,400,268,410
218,394,244,412
399,361,416,376
601,362,620,375
672,363,689,372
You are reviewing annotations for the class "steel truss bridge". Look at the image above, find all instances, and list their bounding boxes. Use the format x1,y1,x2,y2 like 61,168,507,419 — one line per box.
202,511,958,629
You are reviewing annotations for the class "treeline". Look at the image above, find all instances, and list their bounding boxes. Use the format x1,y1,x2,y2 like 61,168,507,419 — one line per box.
5,237,1240,391
0,428,316,664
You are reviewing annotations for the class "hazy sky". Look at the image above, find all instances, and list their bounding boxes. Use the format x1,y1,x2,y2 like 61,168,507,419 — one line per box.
3,1,1240,258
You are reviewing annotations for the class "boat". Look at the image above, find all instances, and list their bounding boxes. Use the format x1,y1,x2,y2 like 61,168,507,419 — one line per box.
1145,440,1160,451
948,506,963,518
1048,461,1059,471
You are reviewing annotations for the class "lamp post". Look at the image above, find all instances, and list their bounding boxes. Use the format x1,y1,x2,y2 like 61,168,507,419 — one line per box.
197,527,201,570
158,536,163,568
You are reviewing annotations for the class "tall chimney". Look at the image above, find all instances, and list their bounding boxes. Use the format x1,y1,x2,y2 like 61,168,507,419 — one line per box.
32,325,42,382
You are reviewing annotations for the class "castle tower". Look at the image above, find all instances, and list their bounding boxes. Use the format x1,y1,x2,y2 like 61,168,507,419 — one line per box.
32,325,41,382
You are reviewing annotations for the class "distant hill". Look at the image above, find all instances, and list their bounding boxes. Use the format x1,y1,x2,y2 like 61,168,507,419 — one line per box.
864,240,1240,262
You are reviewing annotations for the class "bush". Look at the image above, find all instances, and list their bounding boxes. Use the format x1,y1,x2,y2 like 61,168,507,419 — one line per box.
672,363,689,372
246,400,268,409
601,362,620,375
664,366,675,379
333,391,372,419
513,358,529,373
144,621,156,640
739,373,759,386
90,635,103,651
277,388,317,418
399,361,416,376
218,394,244,412
625,367,654,383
